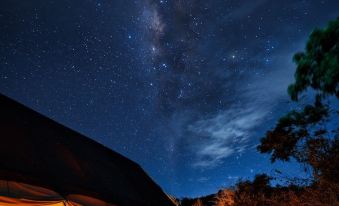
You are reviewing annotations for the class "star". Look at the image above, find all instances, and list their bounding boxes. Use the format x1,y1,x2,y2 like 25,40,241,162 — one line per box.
1,0,338,198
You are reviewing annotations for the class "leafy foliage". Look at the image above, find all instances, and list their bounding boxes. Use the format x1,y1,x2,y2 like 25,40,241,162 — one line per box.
233,175,339,206
288,18,339,100
178,18,339,206
259,102,329,162
258,18,339,183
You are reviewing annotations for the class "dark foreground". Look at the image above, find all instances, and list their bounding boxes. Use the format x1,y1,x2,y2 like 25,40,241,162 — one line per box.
0,93,175,206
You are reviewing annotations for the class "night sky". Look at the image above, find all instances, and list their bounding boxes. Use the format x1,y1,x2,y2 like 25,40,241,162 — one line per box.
0,0,338,198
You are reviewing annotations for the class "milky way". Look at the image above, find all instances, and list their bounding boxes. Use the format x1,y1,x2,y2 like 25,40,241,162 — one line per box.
0,0,338,197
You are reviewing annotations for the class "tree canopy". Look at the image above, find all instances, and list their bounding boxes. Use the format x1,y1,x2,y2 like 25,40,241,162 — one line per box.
258,18,339,183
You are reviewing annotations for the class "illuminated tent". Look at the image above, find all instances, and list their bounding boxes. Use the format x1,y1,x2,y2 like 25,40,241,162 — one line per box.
0,180,111,206
0,94,175,206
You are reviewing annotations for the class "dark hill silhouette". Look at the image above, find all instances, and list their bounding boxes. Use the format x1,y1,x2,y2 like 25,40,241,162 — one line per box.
0,93,175,206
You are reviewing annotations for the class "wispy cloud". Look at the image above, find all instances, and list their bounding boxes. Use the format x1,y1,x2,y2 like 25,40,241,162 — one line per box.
189,107,268,168
197,176,210,183
140,0,302,169
188,50,296,168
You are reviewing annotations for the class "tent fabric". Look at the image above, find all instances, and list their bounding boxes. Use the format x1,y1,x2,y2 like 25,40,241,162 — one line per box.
0,180,116,206
0,196,66,206
0,180,63,201
67,194,116,206
0,93,175,206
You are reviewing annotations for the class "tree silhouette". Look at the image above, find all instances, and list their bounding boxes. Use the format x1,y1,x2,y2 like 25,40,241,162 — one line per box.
258,18,339,183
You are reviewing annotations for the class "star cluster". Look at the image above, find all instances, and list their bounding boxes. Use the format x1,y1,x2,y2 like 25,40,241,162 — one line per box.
0,0,338,197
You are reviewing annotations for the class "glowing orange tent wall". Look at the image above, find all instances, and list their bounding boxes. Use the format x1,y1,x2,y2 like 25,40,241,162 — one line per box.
0,180,116,206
